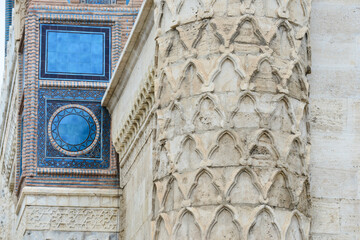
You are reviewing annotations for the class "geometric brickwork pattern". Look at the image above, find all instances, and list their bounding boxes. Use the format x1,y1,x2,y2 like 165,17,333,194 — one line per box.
18,2,141,191
151,0,312,239
38,88,110,169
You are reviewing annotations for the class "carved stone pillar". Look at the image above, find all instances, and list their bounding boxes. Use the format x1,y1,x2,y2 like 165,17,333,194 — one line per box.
153,0,311,239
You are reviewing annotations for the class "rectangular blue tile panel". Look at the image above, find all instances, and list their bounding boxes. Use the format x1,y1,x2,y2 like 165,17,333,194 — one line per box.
40,24,111,81
37,88,111,169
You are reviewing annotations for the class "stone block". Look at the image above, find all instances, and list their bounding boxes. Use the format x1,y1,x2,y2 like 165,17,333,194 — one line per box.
339,200,360,233
311,199,340,234
309,98,347,132
310,167,358,199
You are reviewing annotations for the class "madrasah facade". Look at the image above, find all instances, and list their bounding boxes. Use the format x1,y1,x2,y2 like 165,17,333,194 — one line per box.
0,0,359,239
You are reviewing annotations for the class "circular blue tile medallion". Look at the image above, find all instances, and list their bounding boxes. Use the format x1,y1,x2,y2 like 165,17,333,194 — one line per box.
48,104,100,156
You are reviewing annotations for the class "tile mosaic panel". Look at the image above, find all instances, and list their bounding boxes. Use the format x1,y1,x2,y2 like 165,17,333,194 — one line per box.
38,88,111,169
40,24,111,81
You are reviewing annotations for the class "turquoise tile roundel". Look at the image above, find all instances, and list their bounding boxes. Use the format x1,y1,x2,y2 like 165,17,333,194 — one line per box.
58,115,90,145
48,104,100,156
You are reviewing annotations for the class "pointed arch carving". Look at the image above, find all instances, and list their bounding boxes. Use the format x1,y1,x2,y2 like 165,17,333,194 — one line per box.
155,140,172,179
250,130,279,163
286,62,307,100
164,29,188,61
297,180,310,215
226,167,263,204
269,21,295,59
210,55,245,92
164,101,187,137
173,208,202,240
176,135,203,173
231,16,267,45
154,214,171,240
206,206,242,240
177,61,205,97
267,171,293,209
157,69,176,103
231,93,261,128
285,212,305,240
270,96,295,132
192,94,224,130
296,29,311,74
248,207,281,240
208,130,242,167
299,104,310,144
286,137,304,173
159,0,175,33
188,169,221,206
162,176,185,212
250,57,281,93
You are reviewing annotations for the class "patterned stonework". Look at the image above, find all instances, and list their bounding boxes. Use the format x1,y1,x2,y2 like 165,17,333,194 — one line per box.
24,206,119,232
151,0,311,239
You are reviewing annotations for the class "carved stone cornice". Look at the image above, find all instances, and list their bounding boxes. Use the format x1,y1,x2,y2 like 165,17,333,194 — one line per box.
113,68,155,160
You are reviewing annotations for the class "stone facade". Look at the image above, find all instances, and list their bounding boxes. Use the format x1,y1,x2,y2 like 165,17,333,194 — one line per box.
1,0,142,239
1,0,360,239
309,1,360,239
105,0,312,238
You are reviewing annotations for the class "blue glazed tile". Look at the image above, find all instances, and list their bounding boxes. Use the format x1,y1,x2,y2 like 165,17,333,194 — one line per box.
37,88,111,169
40,24,111,81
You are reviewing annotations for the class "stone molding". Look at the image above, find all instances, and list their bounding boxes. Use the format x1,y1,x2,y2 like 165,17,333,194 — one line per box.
16,187,122,213
113,68,155,159
23,206,119,233
16,187,121,235
120,114,155,187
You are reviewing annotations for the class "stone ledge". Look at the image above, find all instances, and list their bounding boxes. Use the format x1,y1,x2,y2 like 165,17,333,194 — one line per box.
15,187,122,235
16,187,122,214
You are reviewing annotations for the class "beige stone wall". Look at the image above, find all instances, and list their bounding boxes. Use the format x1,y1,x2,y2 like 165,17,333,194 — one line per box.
120,128,154,240
309,0,360,238
0,21,18,240
104,2,156,239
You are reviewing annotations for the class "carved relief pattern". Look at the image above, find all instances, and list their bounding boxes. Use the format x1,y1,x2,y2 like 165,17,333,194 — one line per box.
24,206,119,232
152,0,311,239
114,68,155,158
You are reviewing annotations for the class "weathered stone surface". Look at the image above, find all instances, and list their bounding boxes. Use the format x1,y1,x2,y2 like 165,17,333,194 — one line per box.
1,0,359,239
149,0,312,239
308,0,360,239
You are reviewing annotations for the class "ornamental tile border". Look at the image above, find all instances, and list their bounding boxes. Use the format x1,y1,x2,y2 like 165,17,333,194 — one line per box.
17,6,138,191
